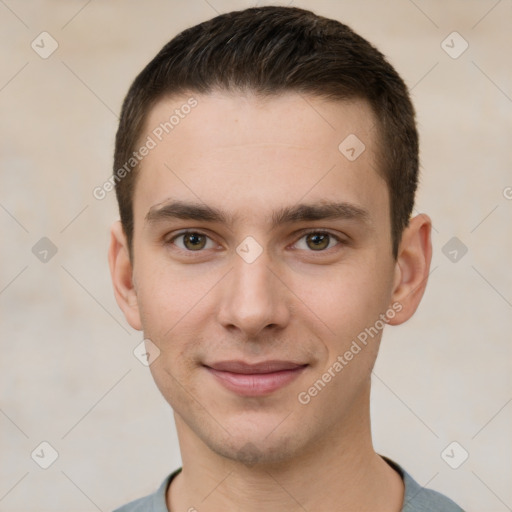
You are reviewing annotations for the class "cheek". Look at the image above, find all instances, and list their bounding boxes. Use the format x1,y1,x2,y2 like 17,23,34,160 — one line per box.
134,256,220,373
134,251,199,334
297,258,392,342
138,264,202,404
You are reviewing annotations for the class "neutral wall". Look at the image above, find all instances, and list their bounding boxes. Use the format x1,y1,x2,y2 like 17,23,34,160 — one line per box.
1,1,511,511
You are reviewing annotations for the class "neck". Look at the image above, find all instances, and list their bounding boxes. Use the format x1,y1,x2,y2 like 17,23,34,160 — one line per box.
167,387,403,511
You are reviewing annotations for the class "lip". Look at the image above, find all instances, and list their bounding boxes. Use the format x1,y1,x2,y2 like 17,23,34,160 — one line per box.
204,360,308,397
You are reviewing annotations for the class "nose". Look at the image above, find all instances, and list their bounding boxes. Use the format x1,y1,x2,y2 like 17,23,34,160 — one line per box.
216,250,290,339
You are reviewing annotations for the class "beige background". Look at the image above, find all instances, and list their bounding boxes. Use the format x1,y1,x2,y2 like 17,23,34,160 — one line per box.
1,1,511,511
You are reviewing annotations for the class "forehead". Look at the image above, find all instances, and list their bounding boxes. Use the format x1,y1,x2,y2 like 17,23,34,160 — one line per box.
133,91,387,227
143,90,378,155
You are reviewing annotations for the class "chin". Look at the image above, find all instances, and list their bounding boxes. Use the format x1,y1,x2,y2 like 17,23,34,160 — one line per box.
197,414,307,469
211,435,297,468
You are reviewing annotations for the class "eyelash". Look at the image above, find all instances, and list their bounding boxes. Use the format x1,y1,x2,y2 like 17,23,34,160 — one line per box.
165,229,345,255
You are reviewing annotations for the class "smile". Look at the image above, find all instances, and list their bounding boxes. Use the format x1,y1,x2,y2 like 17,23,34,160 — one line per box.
203,360,308,397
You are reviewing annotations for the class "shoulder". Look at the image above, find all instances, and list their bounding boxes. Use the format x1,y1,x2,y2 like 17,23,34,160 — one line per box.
113,494,153,512
112,469,181,512
386,458,465,512
402,470,465,511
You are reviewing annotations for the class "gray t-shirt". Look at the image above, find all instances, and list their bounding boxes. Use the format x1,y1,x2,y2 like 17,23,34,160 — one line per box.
113,456,464,511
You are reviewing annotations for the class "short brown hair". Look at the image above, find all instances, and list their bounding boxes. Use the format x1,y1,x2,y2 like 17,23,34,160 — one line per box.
113,6,418,259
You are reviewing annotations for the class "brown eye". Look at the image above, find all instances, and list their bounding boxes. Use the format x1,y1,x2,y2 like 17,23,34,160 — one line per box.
306,232,331,251
169,231,214,252
182,232,207,250
293,231,342,252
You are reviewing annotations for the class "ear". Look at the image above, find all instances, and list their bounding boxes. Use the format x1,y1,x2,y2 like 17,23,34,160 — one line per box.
387,214,432,325
108,221,142,331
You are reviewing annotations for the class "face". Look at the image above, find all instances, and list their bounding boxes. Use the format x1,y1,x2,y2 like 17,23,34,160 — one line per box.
110,91,428,466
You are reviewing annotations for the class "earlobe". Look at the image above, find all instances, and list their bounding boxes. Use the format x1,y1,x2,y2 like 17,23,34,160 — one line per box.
387,214,432,326
108,221,142,331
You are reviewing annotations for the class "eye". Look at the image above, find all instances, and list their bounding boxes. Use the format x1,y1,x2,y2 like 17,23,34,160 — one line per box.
294,231,342,251
168,231,216,252
166,229,344,255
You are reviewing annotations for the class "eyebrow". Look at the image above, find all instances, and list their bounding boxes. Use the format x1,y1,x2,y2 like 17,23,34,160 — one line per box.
145,199,370,229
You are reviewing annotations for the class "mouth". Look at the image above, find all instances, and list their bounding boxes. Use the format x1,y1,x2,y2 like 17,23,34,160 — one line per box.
203,360,308,397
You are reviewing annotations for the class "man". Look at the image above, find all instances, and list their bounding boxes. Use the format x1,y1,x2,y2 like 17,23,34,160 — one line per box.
109,6,464,511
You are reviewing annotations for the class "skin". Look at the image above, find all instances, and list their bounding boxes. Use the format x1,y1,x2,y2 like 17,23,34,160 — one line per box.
109,91,432,511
